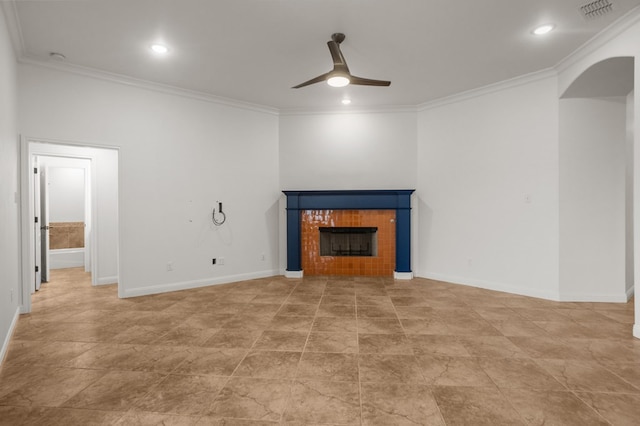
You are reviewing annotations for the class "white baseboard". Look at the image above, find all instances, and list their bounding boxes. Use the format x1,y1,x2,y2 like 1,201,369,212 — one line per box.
558,291,631,303
285,270,304,279
394,271,413,280
634,324,640,340
1,307,20,367
121,269,280,298
419,271,560,301
96,276,118,286
626,286,635,301
50,248,84,269
420,271,633,303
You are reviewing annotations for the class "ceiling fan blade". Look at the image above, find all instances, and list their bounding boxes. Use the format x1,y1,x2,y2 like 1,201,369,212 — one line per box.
292,71,331,89
349,75,391,87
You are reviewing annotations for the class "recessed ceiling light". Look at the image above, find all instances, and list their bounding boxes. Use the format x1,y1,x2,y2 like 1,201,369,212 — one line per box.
341,99,352,105
532,24,555,35
150,44,169,54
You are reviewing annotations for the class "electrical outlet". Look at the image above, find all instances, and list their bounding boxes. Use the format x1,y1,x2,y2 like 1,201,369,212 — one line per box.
260,253,266,261
218,257,225,265
167,261,174,272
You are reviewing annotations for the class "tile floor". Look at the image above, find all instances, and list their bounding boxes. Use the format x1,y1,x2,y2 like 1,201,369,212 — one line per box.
1,268,639,425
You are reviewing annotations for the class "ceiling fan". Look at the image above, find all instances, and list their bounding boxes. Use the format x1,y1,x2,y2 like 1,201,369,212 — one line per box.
292,33,391,89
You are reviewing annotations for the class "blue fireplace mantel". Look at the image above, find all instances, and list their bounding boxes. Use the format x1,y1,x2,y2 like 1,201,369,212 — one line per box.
283,189,415,280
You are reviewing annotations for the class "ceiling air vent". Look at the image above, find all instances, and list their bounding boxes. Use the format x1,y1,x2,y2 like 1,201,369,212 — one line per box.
580,0,614,19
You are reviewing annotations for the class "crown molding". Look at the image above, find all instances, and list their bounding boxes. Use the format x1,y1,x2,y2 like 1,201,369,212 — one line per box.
0,0,25,57
279,104,418,116
19,55,280,116
417,68,557,112
555,5,640,74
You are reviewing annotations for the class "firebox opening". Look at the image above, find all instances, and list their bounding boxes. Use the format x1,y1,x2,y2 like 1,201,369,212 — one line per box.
319,227,378,257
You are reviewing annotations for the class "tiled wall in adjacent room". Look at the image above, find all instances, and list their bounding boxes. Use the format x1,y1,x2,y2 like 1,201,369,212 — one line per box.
49,222,85,249
301,210,395,276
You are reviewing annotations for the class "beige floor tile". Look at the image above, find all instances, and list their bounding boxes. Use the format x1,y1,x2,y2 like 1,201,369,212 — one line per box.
296,352,359,382
400,318,450,335
508,336,594,360
311,316,357,333
233,351,301,379
62,370,165,411
316,304,356,318
359,354,425,384
479,358,565,390
0,367,106,407
415,355,495,387
361,382,445,425
16,407,126,426
115,411,199,425
356,295,394,307
490,320,549,337
134,374,227,415
6,268,638,426
266,315,314,333
433,386,526,425
276,303,317,317
207,377,291,422
536,359,640,393
458,336,529,358
172,348,247,376
304,331,358,353
505,389,609,425
195,417,278,425
252,331,309,351
320,295,356,306
202,329,262,349
359,333,414,354
282,380,360,425
409,335,471,357
576,391,640,426
357,304,398,318
358,317,404,334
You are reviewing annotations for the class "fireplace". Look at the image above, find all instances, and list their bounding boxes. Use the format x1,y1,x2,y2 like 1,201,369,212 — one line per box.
319,227,377,257
283,190,415,279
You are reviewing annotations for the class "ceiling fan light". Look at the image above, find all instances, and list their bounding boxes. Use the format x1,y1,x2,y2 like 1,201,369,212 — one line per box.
327,76,350,87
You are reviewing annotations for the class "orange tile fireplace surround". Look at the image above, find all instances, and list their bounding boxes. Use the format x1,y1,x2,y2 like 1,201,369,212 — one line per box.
301,210,396,276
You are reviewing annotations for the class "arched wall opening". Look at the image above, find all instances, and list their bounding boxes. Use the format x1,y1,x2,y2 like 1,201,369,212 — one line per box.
558,57,634,305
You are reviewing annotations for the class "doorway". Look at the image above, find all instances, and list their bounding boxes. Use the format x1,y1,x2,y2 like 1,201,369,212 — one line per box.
20,138,119,314
33,156,91,293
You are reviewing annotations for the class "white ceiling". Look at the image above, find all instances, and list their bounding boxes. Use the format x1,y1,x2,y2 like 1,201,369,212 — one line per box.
4,0,640,111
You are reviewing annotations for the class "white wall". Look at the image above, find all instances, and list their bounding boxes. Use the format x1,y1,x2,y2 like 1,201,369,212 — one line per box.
0,5,20,363
278,110,418,274
19,63,281,297
279,111,417,190
416,76,560,299
627,90,635,295
47,166,85,223
559,98,627,301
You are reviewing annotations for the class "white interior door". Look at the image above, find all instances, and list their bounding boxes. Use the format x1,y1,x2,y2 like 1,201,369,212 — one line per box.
33,157,41,292
40,165,50,282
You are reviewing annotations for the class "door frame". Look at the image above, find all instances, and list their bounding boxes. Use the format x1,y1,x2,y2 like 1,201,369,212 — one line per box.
20,136,119,314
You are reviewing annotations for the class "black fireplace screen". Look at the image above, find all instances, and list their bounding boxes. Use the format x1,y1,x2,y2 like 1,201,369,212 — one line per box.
319,227,378,257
